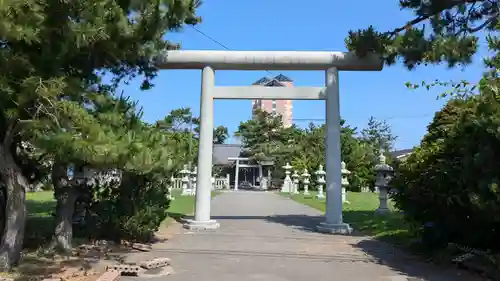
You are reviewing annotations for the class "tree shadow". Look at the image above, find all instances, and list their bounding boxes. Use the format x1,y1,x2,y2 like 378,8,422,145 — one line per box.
209,212,479,280
12,255,96,281
342,210,415,247
167,211,188,224
350,239,479,281
11,244,130,281
23,216,55,249
22,199,58,248
26,199,56,216
17,213,131,281
210,214,365,235
209,214,318,232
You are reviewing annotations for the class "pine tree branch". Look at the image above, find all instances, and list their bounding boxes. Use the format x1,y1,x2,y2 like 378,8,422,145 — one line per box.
385,0,491,38
466,13,498,32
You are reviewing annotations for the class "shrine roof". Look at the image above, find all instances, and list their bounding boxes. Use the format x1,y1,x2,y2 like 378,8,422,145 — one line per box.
213,144,244,165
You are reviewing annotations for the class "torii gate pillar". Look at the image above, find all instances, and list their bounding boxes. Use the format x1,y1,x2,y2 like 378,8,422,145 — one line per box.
155,50,383,233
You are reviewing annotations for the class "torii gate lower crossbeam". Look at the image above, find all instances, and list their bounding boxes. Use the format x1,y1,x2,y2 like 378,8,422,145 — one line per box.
155,50,383,234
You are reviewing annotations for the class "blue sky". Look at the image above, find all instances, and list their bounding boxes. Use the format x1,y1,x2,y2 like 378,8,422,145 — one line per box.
122,0,487,150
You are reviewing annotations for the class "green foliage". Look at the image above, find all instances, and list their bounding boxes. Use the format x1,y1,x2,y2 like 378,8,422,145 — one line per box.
235,109,289,158
345,0,497,69
155,107,229,167
360,117,397,154
235,110,395,191
392,83,500,251
213,125,229,144
87,173,170,242
390,19,500,252
0,0,201,268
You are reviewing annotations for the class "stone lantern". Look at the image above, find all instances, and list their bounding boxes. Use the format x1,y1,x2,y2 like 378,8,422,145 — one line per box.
374,153,394,214
341,161,350,204
267,170,273,189
260,175,268,190
168,175,175,200
301,169,310,195
291,170,300,194
281,162,293,192
315,165,326,199
258,158,274,190
190,166,198,196
180,164,191,196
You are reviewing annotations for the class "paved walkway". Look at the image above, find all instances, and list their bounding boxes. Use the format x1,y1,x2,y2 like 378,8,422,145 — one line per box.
128,191,483,281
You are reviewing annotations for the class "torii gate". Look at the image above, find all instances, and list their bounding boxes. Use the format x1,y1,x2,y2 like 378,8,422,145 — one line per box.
156,50,382,234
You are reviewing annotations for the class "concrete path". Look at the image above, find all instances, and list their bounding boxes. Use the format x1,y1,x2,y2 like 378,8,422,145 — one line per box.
127,191,483,281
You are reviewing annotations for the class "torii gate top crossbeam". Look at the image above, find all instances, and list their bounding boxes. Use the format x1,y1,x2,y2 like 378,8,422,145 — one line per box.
155,50,382,71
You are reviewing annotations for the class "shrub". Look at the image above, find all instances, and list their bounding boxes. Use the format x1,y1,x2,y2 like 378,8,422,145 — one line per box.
86,172,170,242
391,87,500,251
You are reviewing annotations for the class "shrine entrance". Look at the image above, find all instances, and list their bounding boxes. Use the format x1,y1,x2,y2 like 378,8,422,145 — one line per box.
155,50,382,234
229,157,258,190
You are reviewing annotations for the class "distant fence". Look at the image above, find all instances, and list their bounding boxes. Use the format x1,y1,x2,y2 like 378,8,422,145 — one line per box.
171,176,229,190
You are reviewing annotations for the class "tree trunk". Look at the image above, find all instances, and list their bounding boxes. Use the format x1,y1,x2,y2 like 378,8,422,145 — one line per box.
0,144,28,271
49,162,78,253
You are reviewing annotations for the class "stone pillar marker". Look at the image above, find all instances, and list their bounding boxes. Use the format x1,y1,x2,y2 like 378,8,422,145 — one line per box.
315,165,326,199
180,165,191,196
291,170,300,194
341,161,350,204
225,173,230,189
301,169,310,195
211,176,215,190
190,166,198,196
316,68,352,234
375,152,394,214
281,162,293,193
260,176,268,190
168,175,175,201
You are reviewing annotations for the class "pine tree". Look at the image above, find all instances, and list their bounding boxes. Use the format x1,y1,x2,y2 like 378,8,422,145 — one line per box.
0,0,200,269
346,0,498,69
360,117,397,158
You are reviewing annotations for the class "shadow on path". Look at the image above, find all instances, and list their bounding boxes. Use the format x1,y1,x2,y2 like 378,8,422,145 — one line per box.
161,191,481,281
211,214,324,233
207,213,482,281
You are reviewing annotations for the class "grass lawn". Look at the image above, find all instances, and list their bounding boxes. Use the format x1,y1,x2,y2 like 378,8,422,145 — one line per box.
282,191,416,247
26,191,56,216
163,189,222,225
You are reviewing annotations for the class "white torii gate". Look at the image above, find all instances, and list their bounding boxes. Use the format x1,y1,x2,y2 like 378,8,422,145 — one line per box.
156,50,383,234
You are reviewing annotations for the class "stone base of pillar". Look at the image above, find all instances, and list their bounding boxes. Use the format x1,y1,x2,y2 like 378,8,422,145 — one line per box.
316,222,352,234
183,219,220,230
316,194,325,199
375,207,390,215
